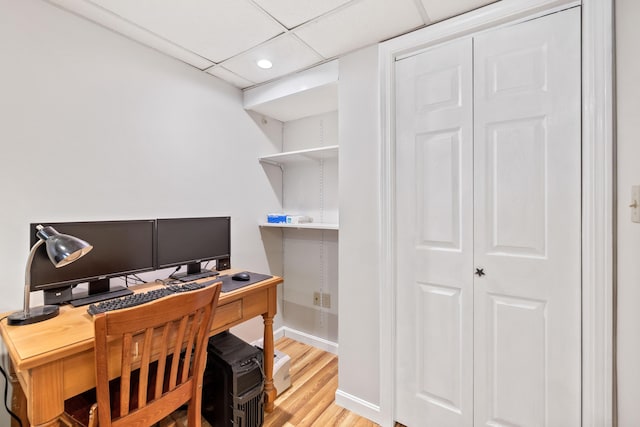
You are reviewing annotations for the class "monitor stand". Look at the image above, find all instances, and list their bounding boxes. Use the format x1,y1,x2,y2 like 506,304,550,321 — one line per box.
170,263,219,282
69,278,133,307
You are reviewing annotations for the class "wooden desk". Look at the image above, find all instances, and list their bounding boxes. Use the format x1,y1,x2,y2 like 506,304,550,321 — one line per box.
0,273,282,427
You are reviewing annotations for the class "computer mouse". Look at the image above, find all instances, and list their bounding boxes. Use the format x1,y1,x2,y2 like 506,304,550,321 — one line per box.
232,272,250,281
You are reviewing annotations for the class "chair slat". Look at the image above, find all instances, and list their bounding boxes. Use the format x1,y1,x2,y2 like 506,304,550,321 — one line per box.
155,323,171,398
181,309,204,384
120,333,133,416
169,315,189,390
138,327,154,408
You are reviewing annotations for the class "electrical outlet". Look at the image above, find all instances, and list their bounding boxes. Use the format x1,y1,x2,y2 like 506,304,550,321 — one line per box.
313,292,331,308
321,293,331,308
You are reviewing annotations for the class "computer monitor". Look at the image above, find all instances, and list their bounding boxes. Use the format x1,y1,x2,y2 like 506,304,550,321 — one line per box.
156,217,230,278
29,219,156,304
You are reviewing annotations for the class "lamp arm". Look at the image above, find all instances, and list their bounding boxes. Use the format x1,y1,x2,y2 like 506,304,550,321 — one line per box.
22,239,45,317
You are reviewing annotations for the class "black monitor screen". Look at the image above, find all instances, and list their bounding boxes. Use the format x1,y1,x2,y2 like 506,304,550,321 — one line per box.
156,217,230,272
29,220,155,291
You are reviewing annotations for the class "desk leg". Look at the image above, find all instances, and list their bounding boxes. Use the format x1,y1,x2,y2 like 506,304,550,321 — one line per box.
7,359,28,427
29,361,65,426
262,312,276,412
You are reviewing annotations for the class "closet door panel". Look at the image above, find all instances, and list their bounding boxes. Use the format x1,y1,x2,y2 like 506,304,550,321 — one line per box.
473,8,581,427
395,37,474,427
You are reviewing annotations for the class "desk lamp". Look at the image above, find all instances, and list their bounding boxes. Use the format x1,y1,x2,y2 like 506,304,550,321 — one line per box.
8,225,93,326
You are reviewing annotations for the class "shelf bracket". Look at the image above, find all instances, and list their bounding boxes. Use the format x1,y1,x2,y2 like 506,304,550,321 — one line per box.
259,159,284,172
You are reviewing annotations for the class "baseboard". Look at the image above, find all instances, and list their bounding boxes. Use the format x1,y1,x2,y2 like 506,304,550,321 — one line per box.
281,326,339,354
250,326,338,354
251,326,285,348
335,389,382,425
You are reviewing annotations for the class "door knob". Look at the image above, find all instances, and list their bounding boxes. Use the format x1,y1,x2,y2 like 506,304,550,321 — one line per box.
475,267,485,277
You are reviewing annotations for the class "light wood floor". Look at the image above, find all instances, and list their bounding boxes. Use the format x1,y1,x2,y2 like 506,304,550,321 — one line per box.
264,336,379,427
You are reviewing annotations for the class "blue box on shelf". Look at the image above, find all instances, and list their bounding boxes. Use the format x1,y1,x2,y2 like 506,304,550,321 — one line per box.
267,213,287,224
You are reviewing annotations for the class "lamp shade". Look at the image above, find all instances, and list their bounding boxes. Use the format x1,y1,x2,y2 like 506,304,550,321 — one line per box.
36,225,93,267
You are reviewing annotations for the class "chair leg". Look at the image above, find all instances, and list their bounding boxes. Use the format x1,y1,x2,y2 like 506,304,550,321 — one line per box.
187,403,201,427
87,403,98,427
57,414,80,427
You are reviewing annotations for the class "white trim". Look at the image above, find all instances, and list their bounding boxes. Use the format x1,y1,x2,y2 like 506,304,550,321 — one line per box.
251,326,286,348
251,325,338,355
252,325,339,355
378,34,396,426
581,0,615,425
378,0,614,426
335,389,382,425
281,326,339,354
390,0,581,61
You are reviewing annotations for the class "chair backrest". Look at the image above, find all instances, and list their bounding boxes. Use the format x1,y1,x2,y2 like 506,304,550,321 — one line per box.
92,284,221,427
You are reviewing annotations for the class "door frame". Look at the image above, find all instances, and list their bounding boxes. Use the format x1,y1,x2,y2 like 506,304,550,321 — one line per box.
378,0,615,426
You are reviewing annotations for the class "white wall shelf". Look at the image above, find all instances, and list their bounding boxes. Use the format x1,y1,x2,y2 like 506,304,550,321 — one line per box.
260,222,339,231
259,145,339,167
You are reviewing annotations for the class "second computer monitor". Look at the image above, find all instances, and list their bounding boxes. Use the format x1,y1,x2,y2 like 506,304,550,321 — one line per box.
156,217,230,276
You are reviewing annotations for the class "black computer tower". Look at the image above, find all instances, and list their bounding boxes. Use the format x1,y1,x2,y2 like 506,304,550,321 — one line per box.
202,331,264,427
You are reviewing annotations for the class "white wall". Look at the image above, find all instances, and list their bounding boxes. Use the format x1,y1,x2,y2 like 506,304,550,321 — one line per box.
0,0,282,355
615,0,640,425
337,45,381,419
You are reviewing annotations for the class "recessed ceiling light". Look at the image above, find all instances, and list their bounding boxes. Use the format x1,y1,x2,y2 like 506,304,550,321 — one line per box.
257,59,273,69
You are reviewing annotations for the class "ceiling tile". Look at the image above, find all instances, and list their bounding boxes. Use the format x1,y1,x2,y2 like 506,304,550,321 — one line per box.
206,66,256,89
252,0,354,29
87,0,285,62
220,34,323,86
419,0,499,23
294,0,425,59
46,0,215,70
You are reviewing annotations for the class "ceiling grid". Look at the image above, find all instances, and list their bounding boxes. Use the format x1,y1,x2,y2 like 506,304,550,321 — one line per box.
45,0,499,89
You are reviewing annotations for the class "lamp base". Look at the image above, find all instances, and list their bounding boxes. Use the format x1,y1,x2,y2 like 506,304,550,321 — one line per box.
7,305,60,326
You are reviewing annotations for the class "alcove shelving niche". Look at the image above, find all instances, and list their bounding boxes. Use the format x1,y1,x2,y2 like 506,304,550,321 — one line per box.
245,60,340,352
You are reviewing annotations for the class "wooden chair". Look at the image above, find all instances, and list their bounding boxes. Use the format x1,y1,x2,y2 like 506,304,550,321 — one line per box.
65,283,221,427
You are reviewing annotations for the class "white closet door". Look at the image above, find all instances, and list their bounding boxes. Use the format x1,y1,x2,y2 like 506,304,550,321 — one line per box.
473,8,581,427
395,37,474,427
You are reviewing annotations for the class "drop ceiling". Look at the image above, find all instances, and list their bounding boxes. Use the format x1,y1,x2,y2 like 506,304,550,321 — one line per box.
45,0,499,90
